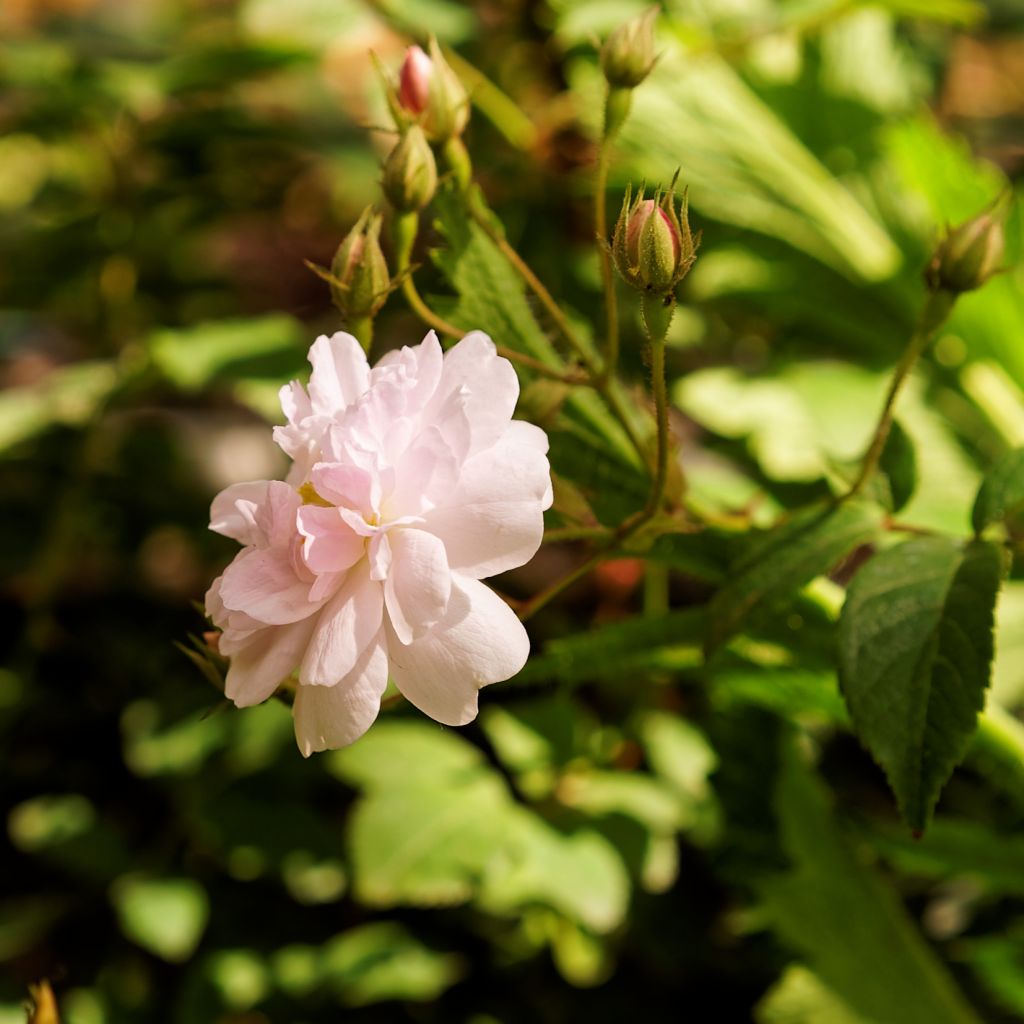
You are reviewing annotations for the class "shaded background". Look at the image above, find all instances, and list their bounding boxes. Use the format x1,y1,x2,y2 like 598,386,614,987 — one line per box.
3,0,1024,1021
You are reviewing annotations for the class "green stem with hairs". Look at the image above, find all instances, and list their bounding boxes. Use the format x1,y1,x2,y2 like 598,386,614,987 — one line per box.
844,289,955,499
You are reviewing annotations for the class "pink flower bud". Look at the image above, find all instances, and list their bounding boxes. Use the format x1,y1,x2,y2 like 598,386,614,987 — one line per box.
398,45,432,115
626,200,680,270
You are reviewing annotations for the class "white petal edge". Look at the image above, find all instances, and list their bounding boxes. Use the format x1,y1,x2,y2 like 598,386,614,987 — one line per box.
293,632,389,755
387,576,530,726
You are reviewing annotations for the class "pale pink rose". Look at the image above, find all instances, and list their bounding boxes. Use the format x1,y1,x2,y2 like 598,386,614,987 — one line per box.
206,330,552,755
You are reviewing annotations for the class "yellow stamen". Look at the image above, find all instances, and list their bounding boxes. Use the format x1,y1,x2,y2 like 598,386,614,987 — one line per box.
297,482,332,507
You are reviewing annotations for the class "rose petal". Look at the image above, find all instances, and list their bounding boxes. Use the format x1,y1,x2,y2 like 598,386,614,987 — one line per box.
292,633,388,755
219,547,317,625
426,331,518,455
384,528,452,644
308,332,370,415
387,576,529,725
300,562,384,686
225,617,317,708
210,481,272,545
311,461,375,514
297,505,365,575
420,428,550,578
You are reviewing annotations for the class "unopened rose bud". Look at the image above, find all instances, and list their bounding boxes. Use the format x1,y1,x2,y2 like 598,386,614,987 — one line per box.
927,204,1007,294
330,207,390,320
382,125,437,212
612,178,699,294
601,6,659,90
398,44,432,114
396,38,469,142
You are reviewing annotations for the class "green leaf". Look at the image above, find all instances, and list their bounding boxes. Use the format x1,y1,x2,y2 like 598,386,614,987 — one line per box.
972,448,1024,537
321,923,463,1007
756,965,872,1024
878,418,918,513
111,877,209,963
839,537,1006,831
759,738,982,1024
148,315,304,392
517,608,704,687
705,501,885,656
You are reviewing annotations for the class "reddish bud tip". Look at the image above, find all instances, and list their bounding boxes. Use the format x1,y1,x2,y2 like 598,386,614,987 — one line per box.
398,45,432,115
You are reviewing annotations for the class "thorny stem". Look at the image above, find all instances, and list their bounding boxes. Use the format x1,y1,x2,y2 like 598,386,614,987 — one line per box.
843,290,955,499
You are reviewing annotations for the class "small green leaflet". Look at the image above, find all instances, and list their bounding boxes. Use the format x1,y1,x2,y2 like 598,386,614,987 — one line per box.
705,501,885,656
972,448,1024,537
838,536,1006,832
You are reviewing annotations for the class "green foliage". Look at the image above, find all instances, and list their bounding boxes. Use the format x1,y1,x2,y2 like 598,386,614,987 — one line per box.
759,737,982,1024
972,448,1024,537
705,501,885,655
111,877,210,963
839,537,1006,830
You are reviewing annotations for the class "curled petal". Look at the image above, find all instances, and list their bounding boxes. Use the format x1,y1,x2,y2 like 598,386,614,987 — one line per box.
297,505,365,575
219,547,317,625
308,332,370,415
300,562,384,686
225,617,317,708
292,633,388,755
387,576,529,726
426,331,519,455
384,528,452,644
210,481,272,545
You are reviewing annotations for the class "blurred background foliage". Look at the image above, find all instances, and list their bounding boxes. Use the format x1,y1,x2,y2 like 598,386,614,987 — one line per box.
2,0,1024,1021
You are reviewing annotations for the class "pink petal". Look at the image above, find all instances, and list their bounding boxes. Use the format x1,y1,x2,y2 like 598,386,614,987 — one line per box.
384,528,452,645
209,481,272,545
253,481,303,549
218,547,317,625
311,461,375,514
300,562,384,686
292,633,388,755
225,617,316,708
387,576,529,726
427,331,519,455
296,505,365,575
308,332,370,415
420,428,551,578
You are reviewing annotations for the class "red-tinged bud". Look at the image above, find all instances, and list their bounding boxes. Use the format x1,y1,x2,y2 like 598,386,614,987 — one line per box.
382,124,437,212
612,177,699,295
396,38,468,142
329,207,390,320
398,45,432,114
926,201,1008,294
601,6,659,90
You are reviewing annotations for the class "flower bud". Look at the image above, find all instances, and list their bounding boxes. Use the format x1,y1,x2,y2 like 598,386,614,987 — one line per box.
330,207,390,320
926,204,1007,294
396,39,469,142
382,125,437,212
601,6,659,90
612,178,699,294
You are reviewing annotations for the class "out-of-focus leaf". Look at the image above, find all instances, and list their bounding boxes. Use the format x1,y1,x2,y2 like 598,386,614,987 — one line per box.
839,537,1005,830
111,877,209,963
0,361,117,453
960,930,1024,1017
206,949,270,1011
517,608,704,687
321,922,464,1007
991,582,1024,708
149,315,305,392
160,44,309,93
478,810,629,934
705,501,884,656
759,738,982,1024
878,418,918,513
972,448,1024,537
121,700,229,777
756,964,871,1024
867,817,1024,895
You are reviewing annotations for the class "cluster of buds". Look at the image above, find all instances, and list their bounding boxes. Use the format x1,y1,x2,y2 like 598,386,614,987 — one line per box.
394,38,469,143
326,206,391,321
612,179,699,296
600,6,659,90
926,201,1007,295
